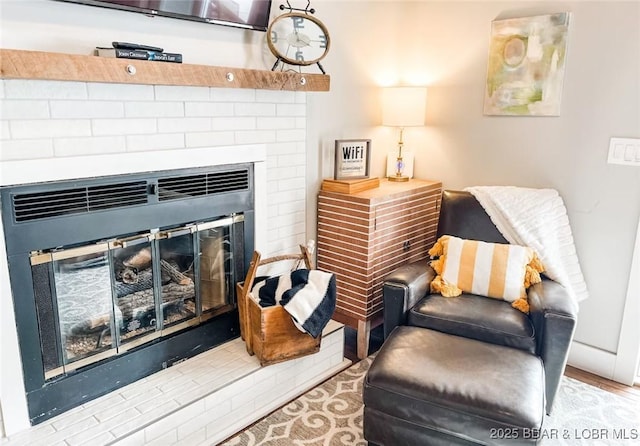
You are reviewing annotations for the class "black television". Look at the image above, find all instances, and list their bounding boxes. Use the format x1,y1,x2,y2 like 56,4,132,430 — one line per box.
55,0,273,31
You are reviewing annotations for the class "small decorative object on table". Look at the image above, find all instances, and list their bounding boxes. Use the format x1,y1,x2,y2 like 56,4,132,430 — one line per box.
95,41,182,63
326,139,377,194
267,0,330,74
334,139,371,180
321,177,380,194
385,151,414,180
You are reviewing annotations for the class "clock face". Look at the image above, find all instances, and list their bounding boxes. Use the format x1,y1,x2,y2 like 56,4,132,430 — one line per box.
268,13,330,66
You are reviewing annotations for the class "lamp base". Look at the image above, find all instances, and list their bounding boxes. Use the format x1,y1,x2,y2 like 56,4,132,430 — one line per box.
388,175,410,182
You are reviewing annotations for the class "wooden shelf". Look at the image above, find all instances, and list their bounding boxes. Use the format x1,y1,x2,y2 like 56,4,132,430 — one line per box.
0,48,330,92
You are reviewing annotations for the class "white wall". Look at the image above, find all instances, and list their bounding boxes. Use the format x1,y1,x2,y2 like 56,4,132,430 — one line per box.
329,0,631,378
1,0,638,375
307,1,640,362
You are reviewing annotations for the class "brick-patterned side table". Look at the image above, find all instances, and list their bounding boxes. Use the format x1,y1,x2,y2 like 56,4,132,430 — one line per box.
317,179,442,359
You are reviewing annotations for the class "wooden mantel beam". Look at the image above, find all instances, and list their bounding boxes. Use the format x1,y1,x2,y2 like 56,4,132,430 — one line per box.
0,49,330,92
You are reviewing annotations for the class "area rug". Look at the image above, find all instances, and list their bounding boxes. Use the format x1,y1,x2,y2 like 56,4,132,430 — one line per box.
222,357,639,445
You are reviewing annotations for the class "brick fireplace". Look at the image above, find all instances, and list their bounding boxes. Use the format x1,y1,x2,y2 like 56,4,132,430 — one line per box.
3,162,257,426
0,78,346,443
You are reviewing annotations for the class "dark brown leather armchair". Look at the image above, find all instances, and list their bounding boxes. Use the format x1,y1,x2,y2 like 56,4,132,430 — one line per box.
382,190,579,415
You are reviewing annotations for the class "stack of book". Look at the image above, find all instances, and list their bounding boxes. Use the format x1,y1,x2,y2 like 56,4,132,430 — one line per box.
96,42,182,63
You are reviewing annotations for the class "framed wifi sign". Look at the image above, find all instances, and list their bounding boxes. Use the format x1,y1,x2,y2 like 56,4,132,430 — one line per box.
334,139,372,180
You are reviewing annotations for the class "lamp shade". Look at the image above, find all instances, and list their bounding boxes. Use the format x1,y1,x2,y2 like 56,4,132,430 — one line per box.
381,87,427,127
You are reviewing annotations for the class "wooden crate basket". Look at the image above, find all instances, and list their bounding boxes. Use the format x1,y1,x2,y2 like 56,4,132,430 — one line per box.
236,246,321,366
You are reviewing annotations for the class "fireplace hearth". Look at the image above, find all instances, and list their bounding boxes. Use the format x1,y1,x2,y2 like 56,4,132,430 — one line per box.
0,163,255,425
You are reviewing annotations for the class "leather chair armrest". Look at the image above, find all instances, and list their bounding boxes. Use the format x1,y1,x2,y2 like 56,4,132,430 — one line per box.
382,259,435,339
527,279,579,414
528,278,579,319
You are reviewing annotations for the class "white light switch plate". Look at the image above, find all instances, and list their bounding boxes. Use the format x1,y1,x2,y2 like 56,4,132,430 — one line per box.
608,137,640,166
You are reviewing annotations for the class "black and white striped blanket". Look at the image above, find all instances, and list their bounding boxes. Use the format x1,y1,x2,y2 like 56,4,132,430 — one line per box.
251,269,336,338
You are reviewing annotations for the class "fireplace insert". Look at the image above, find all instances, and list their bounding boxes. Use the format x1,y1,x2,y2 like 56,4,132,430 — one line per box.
1,163,254,424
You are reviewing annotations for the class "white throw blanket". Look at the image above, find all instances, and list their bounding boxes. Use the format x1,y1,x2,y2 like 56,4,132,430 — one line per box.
465,186,588,303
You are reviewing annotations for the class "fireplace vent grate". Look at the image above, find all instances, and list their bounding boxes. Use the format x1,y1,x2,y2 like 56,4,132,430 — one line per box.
13,181,148,222
158,169,249,201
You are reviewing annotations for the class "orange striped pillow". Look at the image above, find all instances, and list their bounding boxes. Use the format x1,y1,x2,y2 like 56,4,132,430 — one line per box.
428,235,544,313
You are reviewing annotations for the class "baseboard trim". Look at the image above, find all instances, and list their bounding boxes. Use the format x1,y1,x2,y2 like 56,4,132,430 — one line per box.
567,340,617,380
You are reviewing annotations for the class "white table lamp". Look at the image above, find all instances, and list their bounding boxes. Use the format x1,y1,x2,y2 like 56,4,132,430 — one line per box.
382,87,427,182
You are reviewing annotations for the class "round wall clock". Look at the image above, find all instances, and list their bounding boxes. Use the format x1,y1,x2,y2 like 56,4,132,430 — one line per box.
267,3,330,73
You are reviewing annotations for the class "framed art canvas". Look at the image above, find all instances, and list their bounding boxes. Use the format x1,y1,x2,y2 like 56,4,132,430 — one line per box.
334,139,371,180
484,13,571,116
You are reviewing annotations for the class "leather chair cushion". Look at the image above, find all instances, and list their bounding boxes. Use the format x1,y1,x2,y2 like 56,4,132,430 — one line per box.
363,326,545,444
437,190,508,243
408,293,537,354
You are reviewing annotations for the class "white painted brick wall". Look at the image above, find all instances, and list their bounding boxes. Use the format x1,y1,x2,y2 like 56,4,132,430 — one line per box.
0,120,10,139
1,139,54,160
87,83,152,100
210,88,256,103
124,101,184,118
155,85,210,101
0,79,312,438
10,119,92,139
0,79,307,256
2,100,50,119
5,80,87,99
184,130,235,148
234,102,276,117
50,100,124,119
54,136,126,157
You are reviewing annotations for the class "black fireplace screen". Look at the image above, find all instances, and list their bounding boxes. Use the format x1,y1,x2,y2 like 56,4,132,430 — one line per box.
32,217,238,379
1,164,254,424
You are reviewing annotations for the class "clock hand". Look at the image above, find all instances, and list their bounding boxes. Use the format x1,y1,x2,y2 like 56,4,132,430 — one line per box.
287,32,310,48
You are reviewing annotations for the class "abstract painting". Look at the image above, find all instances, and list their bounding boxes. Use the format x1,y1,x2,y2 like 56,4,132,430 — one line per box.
484,13,570,116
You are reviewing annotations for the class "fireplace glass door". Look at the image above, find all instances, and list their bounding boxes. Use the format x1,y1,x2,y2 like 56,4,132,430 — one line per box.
198,219,234,317
110,233,158,349
30,215,242,379
157,226,197,332
52,244,116,369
